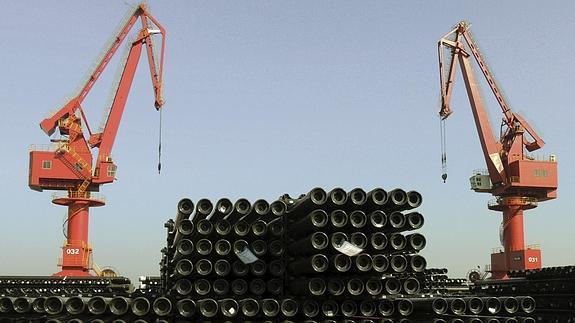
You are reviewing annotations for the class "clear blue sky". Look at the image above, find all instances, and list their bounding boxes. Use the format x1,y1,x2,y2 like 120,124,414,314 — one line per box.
0,1,573,281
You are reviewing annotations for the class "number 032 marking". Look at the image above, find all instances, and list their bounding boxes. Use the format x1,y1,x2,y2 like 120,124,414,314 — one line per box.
66,248,80,255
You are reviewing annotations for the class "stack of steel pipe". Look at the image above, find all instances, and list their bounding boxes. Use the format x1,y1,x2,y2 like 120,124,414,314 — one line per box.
162,196,291,320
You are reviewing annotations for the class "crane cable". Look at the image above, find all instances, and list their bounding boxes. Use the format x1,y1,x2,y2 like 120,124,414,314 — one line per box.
158,108,162,174
440,118,448,183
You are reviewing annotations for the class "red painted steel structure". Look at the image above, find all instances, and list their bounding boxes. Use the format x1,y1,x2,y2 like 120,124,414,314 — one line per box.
438,22,557,279
29,4,165,276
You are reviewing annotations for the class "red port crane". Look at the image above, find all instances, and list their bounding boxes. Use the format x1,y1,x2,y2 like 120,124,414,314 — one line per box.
28,4,165,277
437,22,557,279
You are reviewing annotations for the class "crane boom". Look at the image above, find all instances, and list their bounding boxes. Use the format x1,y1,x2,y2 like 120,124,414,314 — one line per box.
28,3,166,277
437,22,557,279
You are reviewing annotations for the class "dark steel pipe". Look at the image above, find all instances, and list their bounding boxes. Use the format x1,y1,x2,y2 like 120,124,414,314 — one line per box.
12,297,30,314
397,299,413,316
233,220,250,237
45,296,65,315
261,299,280,317
269,259,286,277
289,209,328,235
302,300,320,318
330,254,352,273
327,187,347,209
378,299,395,316
196,259,213,276
406,190,422,209
327,278,346,296
131,297,150,316
174,259,194,277
406,233,426,251
232,260,249,277
449,298,466,315
388,211,407,230
289,278,326,296
231,279,248,296
384,188,408,211
208,198,233,222
366,278,383,296
219,298,239,317
65,296,86,315
270,200,287,217
175,198,194,227
410,254,427,272
500,296,519,314
281,298,299,317
239,199,270,224
215,219,232,236
194,278,211,296
172,238,194,262
329,231,348,249
224,198,251,225
347,277,365,296
250,259,267,276
212,278,230,296
369,210,387,229
350,232,368,249
359,300,376,317
465,297,484,314
215,239,231,256
403,277,420,295
518,296,536,313
249,278,266,296
267,278,284,295
407,211,424,230
390,254,408,273
288,232,329,255
196,238,212,256
349,210,367,228
192,198,213,222
366,187,388,209
370,232,388,250
153,297,172,316
267,217,285,237
109,297,130,315
288,187,327,215
176,299,196,318
214,259,231,277
347,187,367,208
321,299,339,317
383,277,402,295
87,296,107,315
329,209,348,229
196,218,214,236
198,298,218,318
239,298,259,317
341,299,357,317
288,254,329,274
251,219,268,237
173,278,193,296
251,239,267,257
269,239,285,257
355,253,373,272
32,297,45,314
372,254,389,272
173,219,194,245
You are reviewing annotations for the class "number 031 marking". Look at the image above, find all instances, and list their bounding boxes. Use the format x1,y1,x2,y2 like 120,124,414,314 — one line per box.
528,257,539,263
66,248,80,255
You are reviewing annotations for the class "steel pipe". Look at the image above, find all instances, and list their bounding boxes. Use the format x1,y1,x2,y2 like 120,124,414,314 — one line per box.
131,297,150,316
175,198,194,227
350,232,368,249
500,296,519,314
224,198,251,225
192,198,213,222
288,232,329,255
215,219,232,236
366,188,388,209
330,209,348,229
465,297,484,314
250,259,267,276
288,254,329,274
251,239,267,256
406,233,426,251
388,211,407,230
260,299,280,317
208,198,233,222
347,188,367,208
239,298,259,317
370,232,388,250
219,298,239,317
267,217,285,237
397,299,413,316
173,278,193,296
174,259,194,277
349,210,367,228
355,253,373,272
384,188,408,211
289,209,328,235
347,277,365,296
240,199,270,224
518,296,536,313
196,259,213,276
390,254,408,273
270,200,287,217
173,219,194,245
109,297,130,315
327,187,348,209
289,277,326,296
330,231,348,249
321,299,339,317
231,279,248,296
383,277,402,295
369,210,387,229
215,239,231,256
269,239,285,257
214,259,231,277
359,300,376,317
407,211,424,230
172,238,194,262
12,297,31,314
327,278,346,296
378,299,395,316
366,278,383,296
302,300,319,318
281,298,299,317
176,299,196,318
406,190,422,209
153,297,172,316
410,254,427,272
449,298,466,315
249,278,266,296
194,278,211,296
198,298,218,318
251,219,268,237
196,218,214,236
288,187,327,215
267,278,284,295
232,260,249,277
65,296,86,315
196,238,212,256
330,254,352,273
45,296,65,315
269,259,286,277
233,220,250,237
32,297,45,314
340,300,358,317
372,254,389,272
